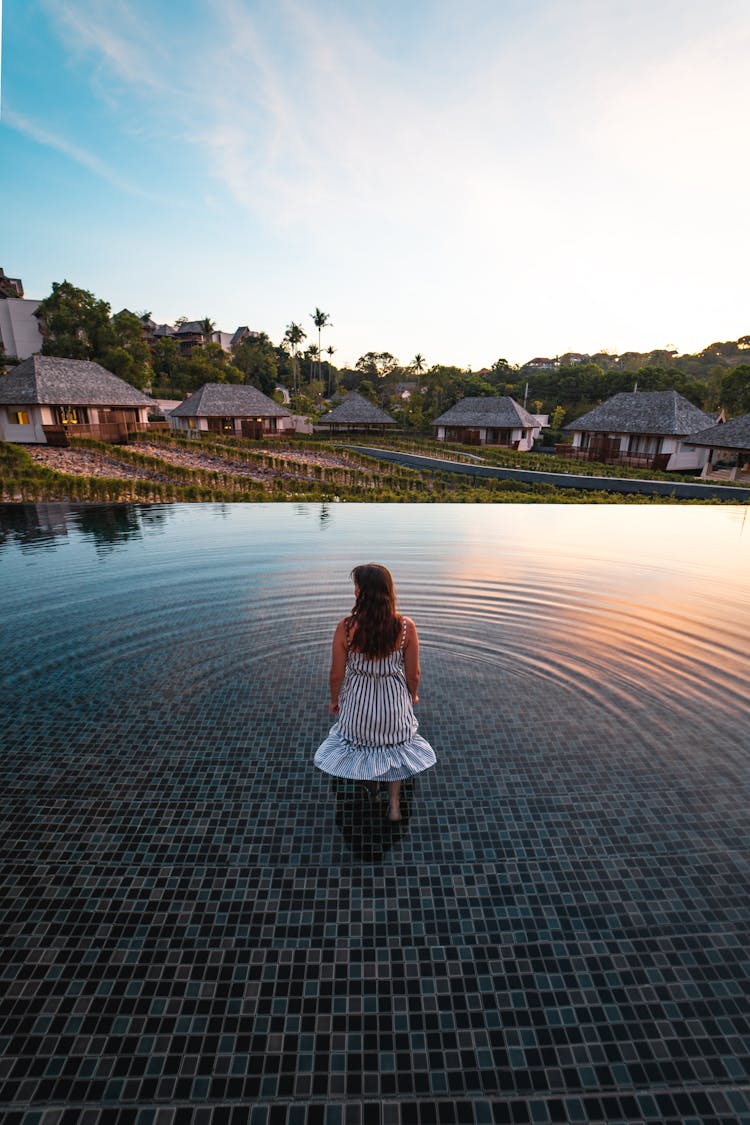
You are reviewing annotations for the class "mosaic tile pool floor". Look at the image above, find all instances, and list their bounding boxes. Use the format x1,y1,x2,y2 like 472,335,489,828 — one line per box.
1,503,749,1124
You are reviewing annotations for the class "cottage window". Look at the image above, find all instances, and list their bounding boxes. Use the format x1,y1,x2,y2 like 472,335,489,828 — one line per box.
628,434,661,455
55,406,88,425
9,410,30,425
187,418,197,429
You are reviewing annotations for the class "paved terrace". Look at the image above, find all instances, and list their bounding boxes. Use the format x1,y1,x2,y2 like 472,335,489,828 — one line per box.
347,447,750,502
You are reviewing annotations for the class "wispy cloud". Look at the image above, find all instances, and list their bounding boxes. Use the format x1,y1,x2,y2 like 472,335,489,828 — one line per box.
184,0,750,240
188,0,498,229
42,0,173,97
2,105,168,200
43,0,498,226
23,0,750,359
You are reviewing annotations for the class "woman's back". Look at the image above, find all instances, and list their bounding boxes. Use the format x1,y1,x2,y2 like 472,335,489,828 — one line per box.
338,617,416,749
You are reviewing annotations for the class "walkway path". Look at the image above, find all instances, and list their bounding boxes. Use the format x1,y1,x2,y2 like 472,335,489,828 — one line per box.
347,445,750,501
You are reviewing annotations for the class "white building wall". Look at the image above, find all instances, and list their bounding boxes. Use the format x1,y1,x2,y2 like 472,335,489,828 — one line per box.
0,405,47,443
0,299,43,360
668,442,710,471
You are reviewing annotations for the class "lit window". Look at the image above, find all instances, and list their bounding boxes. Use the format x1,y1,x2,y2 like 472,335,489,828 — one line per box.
55,406,88,425
10,410,31,425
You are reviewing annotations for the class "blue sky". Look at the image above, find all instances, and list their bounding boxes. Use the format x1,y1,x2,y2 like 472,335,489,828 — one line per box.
1,0,749,368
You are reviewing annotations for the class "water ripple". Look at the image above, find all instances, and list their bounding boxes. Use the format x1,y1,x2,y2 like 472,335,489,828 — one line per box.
1,505,748,749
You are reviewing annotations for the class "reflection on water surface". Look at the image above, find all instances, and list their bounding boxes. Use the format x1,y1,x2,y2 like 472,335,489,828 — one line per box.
2,501,746,751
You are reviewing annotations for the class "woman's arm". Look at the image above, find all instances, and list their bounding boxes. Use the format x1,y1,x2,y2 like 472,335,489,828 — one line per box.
329,619,348,714
403,617,421,703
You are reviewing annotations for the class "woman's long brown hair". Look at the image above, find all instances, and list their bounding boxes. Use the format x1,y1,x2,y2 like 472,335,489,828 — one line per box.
346,563,401,659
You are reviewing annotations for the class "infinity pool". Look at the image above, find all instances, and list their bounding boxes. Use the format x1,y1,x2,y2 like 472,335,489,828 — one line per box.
1,502,749,1123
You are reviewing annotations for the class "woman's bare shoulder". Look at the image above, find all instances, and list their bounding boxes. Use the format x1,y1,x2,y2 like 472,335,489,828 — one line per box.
335,616,356,641
401,615,418,636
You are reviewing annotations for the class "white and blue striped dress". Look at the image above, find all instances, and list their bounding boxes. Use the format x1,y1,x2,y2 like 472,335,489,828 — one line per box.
314,618,437,782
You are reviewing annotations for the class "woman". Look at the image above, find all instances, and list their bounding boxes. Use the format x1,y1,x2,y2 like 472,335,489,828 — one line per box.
314,563,436,821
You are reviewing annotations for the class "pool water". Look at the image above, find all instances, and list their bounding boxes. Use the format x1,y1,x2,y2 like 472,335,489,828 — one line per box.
1,502,749,1123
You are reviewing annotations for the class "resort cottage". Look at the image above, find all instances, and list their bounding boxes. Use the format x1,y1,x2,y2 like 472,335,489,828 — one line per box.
0,355,155,445
316,392,397,434
686,413,750,482
169,383,294,438
432,396,540,450
562,390,716,471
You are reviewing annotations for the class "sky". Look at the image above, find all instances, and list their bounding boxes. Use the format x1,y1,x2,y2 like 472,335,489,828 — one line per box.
1,0,749,370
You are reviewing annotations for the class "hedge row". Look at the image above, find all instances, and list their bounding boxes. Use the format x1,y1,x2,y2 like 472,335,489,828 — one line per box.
0,440,719,504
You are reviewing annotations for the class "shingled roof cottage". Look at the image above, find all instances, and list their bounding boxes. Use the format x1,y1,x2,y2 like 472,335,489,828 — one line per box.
432,396,541,450
0,355,155,445
169,383,294,438
562,390,716,471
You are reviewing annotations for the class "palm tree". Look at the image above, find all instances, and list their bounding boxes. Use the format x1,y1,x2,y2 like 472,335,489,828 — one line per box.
326,345,336,395
412,354,427,398
307,344,320,382
284,321,307,393
310,308,332,385
199,317,216,345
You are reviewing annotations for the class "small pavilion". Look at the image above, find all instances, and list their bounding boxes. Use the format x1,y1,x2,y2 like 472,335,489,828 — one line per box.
317,392,397,434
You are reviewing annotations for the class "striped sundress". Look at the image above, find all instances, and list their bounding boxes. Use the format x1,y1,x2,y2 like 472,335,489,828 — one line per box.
314,618,436,782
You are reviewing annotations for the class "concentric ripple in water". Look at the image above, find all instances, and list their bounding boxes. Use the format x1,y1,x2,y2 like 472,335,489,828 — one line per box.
1,503,748,757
